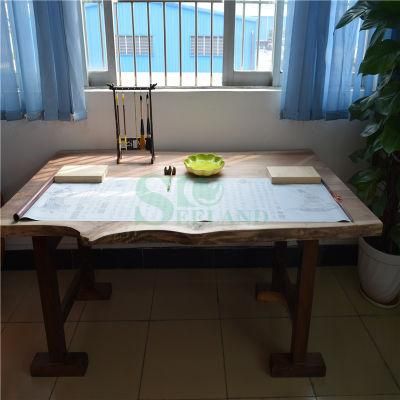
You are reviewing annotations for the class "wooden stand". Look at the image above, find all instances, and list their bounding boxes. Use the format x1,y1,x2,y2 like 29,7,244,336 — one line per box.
30,237,112,377
256,241,326,377
108,83,156,165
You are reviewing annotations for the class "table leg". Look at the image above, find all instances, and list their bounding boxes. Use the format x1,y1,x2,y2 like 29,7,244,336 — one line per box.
270,240,326,377
256,241,288,305
271,241,287,291
75,243,112,301
30,236,88,377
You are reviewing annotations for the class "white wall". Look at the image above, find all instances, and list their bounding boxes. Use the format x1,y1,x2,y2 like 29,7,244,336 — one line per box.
1,88,364,203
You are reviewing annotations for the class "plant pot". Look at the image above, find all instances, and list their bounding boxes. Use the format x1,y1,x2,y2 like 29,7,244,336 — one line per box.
358,237,400,308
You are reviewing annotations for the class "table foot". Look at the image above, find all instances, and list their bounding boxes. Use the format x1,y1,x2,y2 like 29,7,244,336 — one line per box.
270,352,326,377
255,282,286,304
76,282,112,301
30,352,88,377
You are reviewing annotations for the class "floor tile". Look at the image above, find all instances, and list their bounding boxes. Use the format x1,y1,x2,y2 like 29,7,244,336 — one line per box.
1,322,76,400
10,270,85,322
239,398,315,400
218,280,288,318
247,398,315,400
332,266,400,316
310,317,399,396
1,271,36,322
80,269,154,321
52,321,147,400
317,396,400,400
216,267,270,283
140,320,226,399
222,318,314,398
312,268,357,317
152,280,218,320
363,316,400,387
218,267,356,319
156,268,216,283
218,268,288,318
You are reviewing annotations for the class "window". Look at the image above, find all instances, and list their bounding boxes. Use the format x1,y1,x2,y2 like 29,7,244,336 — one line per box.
190,36,223,57
81,0,284,87
118,35,153,56
82,1,107,71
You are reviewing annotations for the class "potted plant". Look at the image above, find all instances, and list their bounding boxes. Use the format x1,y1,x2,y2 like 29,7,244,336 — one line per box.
336,1,400,307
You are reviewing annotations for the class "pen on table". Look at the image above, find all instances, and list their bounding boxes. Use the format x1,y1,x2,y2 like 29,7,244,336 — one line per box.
164,166,176,192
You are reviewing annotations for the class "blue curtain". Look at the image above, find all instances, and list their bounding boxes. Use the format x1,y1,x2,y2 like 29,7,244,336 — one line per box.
281,0,375,121
1,0,86,121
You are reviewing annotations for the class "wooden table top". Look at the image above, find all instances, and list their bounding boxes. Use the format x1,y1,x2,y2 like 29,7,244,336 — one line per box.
0,150,382,245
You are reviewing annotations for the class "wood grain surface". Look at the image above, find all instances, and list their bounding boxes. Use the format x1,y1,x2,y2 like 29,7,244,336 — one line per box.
0,150,382,245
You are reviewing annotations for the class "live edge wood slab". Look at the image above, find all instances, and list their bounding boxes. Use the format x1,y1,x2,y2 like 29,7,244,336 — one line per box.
1,150,382,378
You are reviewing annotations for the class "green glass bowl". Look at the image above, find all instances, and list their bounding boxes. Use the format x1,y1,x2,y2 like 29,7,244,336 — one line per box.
184,153,225,176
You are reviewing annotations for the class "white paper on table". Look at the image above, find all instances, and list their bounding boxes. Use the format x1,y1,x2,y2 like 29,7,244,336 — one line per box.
24,177,350,223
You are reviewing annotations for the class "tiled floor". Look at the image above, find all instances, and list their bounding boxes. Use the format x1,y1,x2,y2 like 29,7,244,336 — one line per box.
1,266,400,400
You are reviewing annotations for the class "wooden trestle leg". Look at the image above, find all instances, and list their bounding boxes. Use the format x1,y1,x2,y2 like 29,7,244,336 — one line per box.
256,240,326,377
30,237,112,377
75,242,112,301
30,236,88,377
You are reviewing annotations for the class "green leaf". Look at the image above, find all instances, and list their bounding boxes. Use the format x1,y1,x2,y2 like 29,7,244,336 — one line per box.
370,136,383,153
360,8,400,30
389,224,400,250
374,83,400,115
355,180,379,205
381,117,400,154
349,93,378,120
387,91,400,116
377,71,393,90
363,136,384,160
350,168,383,186
396,176,400,199
349,105,371,121
368,26,386,46
371,192,387,217
361,121,382,137
335,1,370,29
359,40,400,75
349,136,383,163
381,81,400,98
373,2,400,29
360,91,380,110
349,148,365,163
379,1,400,16
360,13,380,31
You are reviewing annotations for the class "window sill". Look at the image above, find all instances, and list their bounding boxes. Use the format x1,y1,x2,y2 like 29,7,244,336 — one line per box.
85,86,282,93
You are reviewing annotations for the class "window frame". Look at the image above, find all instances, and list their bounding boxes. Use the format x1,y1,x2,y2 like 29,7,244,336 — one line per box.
82,0,284,88
83,0,117,86
222,0,284,87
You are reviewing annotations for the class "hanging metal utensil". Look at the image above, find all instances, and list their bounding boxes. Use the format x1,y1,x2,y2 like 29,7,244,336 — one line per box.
146,94,152,151
115,92,122,158
133,91,138,149
121,92,127,150
140,95,145,150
